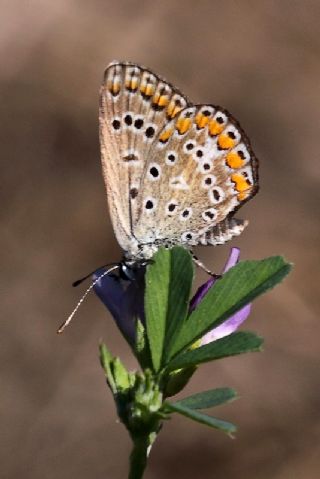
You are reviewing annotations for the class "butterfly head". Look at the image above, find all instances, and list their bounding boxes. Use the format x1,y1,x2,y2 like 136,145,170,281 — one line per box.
119,257,149,281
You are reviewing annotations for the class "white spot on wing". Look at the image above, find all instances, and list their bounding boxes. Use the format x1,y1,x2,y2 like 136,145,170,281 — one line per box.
165,151,178,166
144,196,157,214
202,208,217,222
147,163,162,181
180,208,193,221
201,175,217,189
165,200,179,216
198,159,213,174
170,175,189,190
181,231,197,245
208,186,226,204
225,125,241,143
183,140,196,154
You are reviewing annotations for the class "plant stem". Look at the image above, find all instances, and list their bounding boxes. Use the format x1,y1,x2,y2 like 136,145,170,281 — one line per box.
128,435,151,479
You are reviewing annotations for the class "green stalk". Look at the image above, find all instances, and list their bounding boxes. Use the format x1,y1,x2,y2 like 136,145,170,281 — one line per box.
128,435,151,479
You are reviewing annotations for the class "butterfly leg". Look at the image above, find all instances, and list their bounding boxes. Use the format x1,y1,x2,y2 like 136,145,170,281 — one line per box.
191,253,221,279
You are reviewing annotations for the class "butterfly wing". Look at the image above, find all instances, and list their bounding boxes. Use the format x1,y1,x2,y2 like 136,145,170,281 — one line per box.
99,61,190,254
133,104,258,246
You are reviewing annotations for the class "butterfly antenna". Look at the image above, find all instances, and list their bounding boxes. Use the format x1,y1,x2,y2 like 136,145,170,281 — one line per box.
72,263,119,287
57,264,120,334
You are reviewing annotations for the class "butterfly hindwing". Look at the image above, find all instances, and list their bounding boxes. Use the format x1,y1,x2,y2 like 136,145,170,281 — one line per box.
133,104,258,246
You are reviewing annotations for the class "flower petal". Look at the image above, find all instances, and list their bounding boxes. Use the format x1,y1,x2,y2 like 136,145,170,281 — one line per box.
93,268,145,345
222,247,240,273
188,247,251,345
200,304,252,345
200,247,252,344
190,247,240,312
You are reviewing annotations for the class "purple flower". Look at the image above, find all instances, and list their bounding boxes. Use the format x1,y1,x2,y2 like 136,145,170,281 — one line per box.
93,266,145,345
190,247,251,345
93,248,251,348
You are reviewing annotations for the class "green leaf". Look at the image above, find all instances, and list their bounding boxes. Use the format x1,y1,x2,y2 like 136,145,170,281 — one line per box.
164,366,197,398
164,401,236,435
173,387,237,410
134,319,152,369
145,247,194,372
168,256,291,359
99,342,117,394
166,331,263,370
112,357,130,392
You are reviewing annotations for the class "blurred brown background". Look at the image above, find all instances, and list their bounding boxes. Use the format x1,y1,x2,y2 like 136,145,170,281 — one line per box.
1,1,319,478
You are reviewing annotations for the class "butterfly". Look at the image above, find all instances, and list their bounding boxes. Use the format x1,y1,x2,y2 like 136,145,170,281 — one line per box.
99,61,259,273
57,61,259,333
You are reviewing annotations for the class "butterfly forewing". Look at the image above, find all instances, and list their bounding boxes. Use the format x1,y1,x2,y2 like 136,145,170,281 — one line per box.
99,61,190,254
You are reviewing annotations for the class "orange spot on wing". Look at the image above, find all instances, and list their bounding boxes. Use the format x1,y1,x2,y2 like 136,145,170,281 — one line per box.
176,117,192,134
167,101,175,117
237,191,249,201
208,120,224,136
153,92,160,103
145,84,155,96
159,128,174,142
140,83,154,97
226,152,246,169
110,82,120,94
152,91,169,107
195,113,209,129
218,134,236,150
158,95,169,107
167,101,182,118
131,78,138,90
125,78,138,90
231,173,250,192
